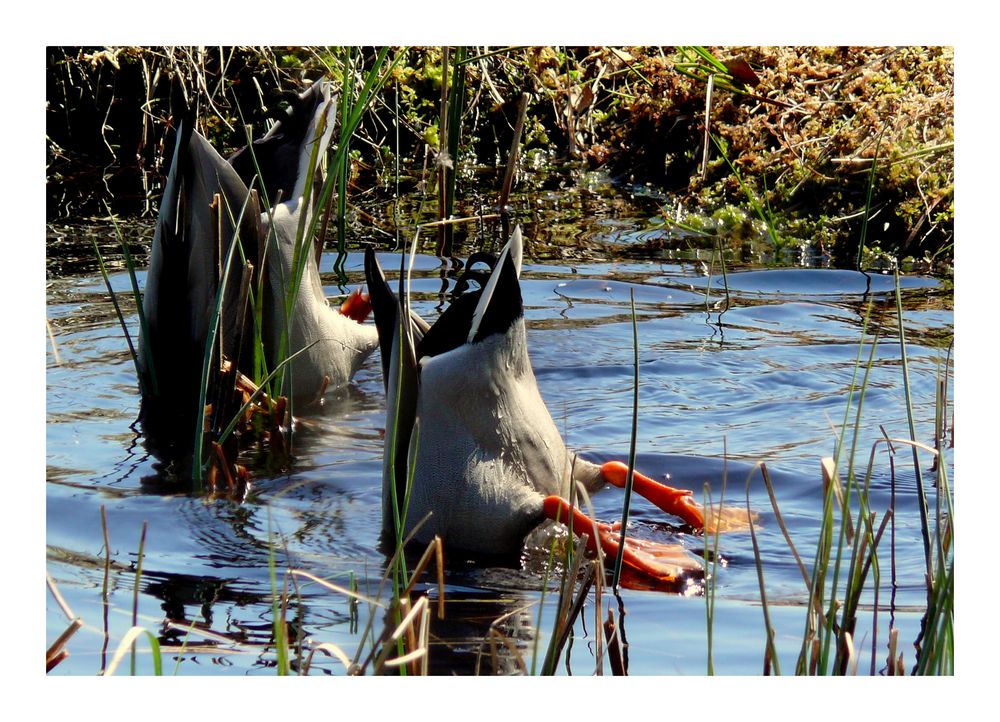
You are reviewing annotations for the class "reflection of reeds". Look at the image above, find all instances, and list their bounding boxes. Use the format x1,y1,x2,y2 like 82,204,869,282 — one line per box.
74,505,446,675
92,511,165,676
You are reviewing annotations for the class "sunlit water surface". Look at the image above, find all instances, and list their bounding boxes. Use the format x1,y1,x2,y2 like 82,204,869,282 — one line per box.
46,195,953,676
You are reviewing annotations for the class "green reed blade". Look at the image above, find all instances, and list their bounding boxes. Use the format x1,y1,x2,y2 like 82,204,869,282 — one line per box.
611,289,640,589
704,439,730,675
894,271,932,579
104,206,158,396
824,315,881,673
90,237,144,395
796,298,874,673
747,468,780,675
266,507,290,675
191,191,253,483
857,125,888,270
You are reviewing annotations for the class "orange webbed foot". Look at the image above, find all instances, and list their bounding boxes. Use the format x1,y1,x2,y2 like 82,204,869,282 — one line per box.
600,461,705,529
339,288,373,322
542,497,702,589
600,461,757,533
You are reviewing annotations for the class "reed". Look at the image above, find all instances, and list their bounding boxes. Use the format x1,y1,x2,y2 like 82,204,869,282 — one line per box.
232,105,276,396
898,271,953,674
750,277,953,676
611,289,641,589
265,508,292,675
856,125,888,270
88,513,163,676
532,481,604,675
538,535,594,675
45,575,82,672
385,232,423,571
191,191,257,483
129,521,148,675
701,442,730,675
105,208,158,396
90,238,143,392
712,133,782,249
324,47,404,283
745,465,780,674
498,92,531,230
103,627,163,676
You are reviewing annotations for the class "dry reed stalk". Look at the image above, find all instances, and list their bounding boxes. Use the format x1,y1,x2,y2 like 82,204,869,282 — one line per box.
603,608,626,676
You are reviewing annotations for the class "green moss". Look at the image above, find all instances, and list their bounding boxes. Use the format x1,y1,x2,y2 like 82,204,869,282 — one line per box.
45,45,954,265
597,46,953,263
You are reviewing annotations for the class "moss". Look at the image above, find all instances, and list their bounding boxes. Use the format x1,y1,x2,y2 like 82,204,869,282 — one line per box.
598,46,953,263
46,45,953,266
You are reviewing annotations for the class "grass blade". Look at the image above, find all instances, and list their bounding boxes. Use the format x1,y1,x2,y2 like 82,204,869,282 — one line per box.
611,288,640,589
90,238,143,393
104,206,158,395
103,627,163,676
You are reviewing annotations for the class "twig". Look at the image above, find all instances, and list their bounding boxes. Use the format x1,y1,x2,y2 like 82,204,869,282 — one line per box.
499,92,530,240
603,607,626,676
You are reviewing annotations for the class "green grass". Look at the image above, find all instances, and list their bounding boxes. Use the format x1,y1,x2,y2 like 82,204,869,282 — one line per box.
610,289,641,589
93,53,408,482
746,277,953,676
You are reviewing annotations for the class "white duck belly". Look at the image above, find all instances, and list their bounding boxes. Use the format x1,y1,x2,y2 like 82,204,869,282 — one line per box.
406,320,570,554
264,205,378,398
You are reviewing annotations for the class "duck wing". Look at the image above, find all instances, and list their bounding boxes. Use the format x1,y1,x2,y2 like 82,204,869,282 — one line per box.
141,107,264,442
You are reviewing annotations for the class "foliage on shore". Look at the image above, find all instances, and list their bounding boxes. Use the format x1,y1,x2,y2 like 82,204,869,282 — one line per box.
46,46,953,267
604,47,953,267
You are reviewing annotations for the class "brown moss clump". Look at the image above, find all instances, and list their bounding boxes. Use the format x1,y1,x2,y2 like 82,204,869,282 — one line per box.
600,46,954,264
46,46,953,265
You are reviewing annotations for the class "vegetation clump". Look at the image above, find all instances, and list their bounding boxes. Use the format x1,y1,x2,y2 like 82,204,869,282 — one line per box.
603,46,953,267
46,46,953,268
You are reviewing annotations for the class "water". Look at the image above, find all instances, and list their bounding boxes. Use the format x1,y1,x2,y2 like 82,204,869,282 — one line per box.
45,189,953,676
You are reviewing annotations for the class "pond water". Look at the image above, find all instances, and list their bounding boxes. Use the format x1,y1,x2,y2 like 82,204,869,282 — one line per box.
45,178,953,676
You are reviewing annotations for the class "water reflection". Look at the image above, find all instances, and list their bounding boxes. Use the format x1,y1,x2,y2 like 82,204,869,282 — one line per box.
46,211,953,674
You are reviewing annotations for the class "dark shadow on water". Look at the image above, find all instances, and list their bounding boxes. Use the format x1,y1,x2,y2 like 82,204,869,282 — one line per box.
420,587,538,675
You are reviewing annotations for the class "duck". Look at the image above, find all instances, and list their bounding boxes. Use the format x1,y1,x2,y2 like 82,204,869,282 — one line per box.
228,81,378,399
364,227,709,586
140,79,377,445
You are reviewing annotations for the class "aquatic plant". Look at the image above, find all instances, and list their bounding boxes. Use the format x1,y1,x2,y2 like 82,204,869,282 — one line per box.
47,46,954,263
49,45,953,679
745,275,953,676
